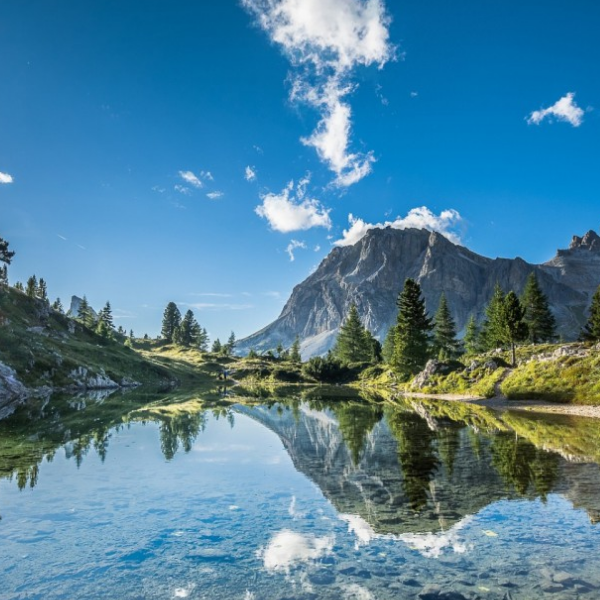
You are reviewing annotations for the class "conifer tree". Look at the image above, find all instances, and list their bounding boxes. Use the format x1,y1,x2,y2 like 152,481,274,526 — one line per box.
290,335,302,364
196,327,209,351
225,331,236,356
129,329,135,339
463,314,481,355
95,318,113,340
212,338,223,354
37,278,49,303
0,236,15,265
161,302,181,342
481,283,505,350
0,264,8,285
52,298,64,313
14,281,24,292
432,293,460,359
98,301,114,329
499,291,528,366
77,295,95,328
26,275,38,298
382,326,396,364
391,279,433,379
175,310,197,346
582,284,600,342
333,304,371,364
521,273,556,343
117,325,125,335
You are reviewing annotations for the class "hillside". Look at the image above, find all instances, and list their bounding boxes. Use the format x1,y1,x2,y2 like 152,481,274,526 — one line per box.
0,286,177,418
238,227,600,358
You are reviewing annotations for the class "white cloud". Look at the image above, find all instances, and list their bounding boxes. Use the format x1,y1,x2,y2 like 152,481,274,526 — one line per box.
527,92,585,127
179,170,204,188
245,165,257,182
206,191,224,200
0,171,14,184
255,178,332,232
286,239,307,261
334,206,464,247
259,530,334,573
57,234,67,241
174,184,191,195
242,0,394,187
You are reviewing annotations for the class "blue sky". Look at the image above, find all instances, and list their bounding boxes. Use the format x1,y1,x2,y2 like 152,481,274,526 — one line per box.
1,0,599,341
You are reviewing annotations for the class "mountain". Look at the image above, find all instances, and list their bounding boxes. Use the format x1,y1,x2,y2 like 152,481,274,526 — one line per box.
238,227,600,358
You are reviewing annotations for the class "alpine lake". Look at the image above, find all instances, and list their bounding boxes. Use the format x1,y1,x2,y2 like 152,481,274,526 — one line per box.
2,385,600,600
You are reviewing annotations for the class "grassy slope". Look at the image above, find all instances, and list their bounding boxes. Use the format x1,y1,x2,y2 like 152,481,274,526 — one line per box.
0,287,203,390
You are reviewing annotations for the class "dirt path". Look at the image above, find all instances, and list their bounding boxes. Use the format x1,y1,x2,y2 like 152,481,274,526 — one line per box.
401,391,600,419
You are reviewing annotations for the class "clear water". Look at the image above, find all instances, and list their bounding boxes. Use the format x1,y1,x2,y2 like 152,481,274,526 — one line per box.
1,391,600,599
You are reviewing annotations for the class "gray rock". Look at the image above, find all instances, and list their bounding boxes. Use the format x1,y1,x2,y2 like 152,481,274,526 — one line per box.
0,361,28,419
238,227,600,358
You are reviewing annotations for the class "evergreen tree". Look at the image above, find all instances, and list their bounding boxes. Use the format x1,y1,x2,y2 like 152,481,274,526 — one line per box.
224,331,236,356
161,302,181,342
37,278,49,303
582,284,600,342
143,333,149,340
196,327,209,352
14,281,24,292
52,297,64,313
463,314,482,355
391,279,433,379
77,295,95,328
0,236,15,265
26,275,38,298
95,318,113,340
212,338,223,354
98,301,114,329
432,293,460,359
499,291,528,367
129,329,135,339
481,283,506,350
382,326,396,364
175,310,197,346
521,273,556,344
0,264,8,285
333,303,371,364
290,336,302,364
117,325,125,335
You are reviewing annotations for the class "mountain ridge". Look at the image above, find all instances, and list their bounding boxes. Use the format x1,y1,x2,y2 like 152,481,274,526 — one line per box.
238,227,600,358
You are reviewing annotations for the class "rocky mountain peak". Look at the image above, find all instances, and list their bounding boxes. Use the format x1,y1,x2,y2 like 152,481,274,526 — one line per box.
569,230,600,252
238,227,600,358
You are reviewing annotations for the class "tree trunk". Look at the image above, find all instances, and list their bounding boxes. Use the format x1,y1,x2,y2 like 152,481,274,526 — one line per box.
511,342,516,367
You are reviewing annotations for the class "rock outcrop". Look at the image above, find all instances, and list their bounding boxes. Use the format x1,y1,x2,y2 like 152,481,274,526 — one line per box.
238,227,600,358
0,361,28,419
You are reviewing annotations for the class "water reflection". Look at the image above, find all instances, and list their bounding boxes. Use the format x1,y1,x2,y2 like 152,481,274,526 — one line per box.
2,387,600,534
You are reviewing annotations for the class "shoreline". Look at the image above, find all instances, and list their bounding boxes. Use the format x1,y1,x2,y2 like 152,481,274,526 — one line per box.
401,391,600,419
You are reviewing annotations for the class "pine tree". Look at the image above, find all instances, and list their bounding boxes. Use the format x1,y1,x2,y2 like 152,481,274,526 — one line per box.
432,293,460,359
175,310,197,346
212,338,223,354
224,331,236,356
0,264,8,285
14,281,24,292
499,291,528,367
391,279,433,379
26,275,38,298
37,278,49,303
98,301,114,329
582,284,600,342
77,295,95,328
161,302,181,342
382,326,396,364
95,318,113,340
290,336,302,364
196,327,209,351
0,236,15,265
481,283,505,350
521,273,556,343
463,314,481,354
52,297,64,313
117,325,125,335
129,329,135,339
333,304,371,364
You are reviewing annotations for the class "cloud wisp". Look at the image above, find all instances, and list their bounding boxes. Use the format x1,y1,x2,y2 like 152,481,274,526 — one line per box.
286,239,307,261
178,169,214,189
0,171,14,184
527,92,585,127
206,191,224,200
245,166,257,182
242,0,395,187
335,206,464,247
255,176,332,233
